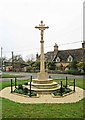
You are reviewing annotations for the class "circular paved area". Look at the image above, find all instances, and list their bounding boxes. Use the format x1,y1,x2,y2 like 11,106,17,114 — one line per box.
0,86,85,104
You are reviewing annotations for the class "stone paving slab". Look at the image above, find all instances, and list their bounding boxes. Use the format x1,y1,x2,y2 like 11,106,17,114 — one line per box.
0,87,85,104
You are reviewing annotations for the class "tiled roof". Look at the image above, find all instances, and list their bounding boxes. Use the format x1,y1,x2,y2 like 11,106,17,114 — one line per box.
45,48,85,62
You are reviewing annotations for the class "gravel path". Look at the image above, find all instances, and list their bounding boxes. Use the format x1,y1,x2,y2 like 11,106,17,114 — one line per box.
0,87,85,104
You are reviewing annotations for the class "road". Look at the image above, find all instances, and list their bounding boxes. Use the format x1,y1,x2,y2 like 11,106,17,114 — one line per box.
0,72,84,82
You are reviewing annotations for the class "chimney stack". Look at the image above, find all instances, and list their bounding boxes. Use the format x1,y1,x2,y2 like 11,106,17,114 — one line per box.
54,43,58,54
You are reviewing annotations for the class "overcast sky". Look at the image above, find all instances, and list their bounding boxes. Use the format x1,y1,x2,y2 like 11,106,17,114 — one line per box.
0,0,84,60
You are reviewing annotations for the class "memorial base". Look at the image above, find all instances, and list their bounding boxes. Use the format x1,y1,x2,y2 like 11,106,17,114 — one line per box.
24,72,60,94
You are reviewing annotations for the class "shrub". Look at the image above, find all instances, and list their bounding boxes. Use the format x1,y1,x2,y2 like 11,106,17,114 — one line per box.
14,89,19,93
66,69,80,75
31,92,37,96
28,91,37,96
24,82,28,85
53,87,72,96
18,89,23,94
79,71,85,75
18,84,23,90
23,88,28,94
14,88,23,94
64,88,72,93
53,91,61,96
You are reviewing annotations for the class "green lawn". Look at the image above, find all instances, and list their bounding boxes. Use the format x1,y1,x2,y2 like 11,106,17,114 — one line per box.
1,98,84,119
0,80,29,90
2,73,24,78
54,78,85,90
0,78,85,119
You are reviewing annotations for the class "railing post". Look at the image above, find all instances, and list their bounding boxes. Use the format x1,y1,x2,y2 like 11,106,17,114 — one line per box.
15,77,17,88
73,79,75,92
60,81,63,96
11,79,13,93
29,75,32,97
66,76,68,88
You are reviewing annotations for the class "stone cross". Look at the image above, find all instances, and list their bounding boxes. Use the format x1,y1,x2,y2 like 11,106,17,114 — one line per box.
35,21,49,72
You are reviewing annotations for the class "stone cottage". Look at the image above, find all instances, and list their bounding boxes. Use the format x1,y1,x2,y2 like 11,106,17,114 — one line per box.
36,41,85,71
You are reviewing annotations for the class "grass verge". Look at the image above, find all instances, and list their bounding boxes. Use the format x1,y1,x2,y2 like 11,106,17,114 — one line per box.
2,73,24,78
0,78,85,119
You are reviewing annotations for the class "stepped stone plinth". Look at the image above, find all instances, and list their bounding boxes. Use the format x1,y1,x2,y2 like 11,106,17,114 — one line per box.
26,81,60,94
31,81,59,89
32,78,53,84
30,74,60,94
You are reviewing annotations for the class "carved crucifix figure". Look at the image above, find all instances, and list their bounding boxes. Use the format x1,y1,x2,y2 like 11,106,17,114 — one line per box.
35,21,49,72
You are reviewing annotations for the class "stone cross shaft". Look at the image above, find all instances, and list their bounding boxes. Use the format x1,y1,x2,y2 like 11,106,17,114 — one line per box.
35,21,49,72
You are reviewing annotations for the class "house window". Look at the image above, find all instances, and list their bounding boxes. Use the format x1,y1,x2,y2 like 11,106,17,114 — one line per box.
67,55,73,62
56,57,60,62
